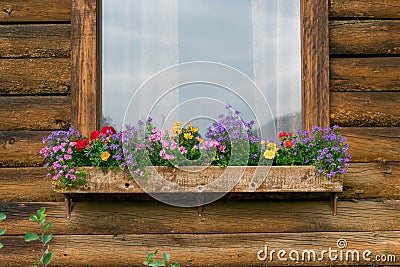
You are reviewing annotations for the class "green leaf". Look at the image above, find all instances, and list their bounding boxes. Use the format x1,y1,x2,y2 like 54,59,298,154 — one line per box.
143,260,149,266
0,213,6,222
33,260,41,264
37,208,46,222
43,222,53,232
29,215,38,223
149,261,165,267
146,250,157,261
170,263,180,267
0,242,3,249
43,252,53,266
36,208,43,218
39,215,46,224
0,229,5,236
24,232,39,242
43,234,52,245
163,253,171,262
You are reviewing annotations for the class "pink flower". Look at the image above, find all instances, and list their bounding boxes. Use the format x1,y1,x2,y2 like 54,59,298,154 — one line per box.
170,141,177,150
179,146,188,154
40,147,49,157
64,154,72,160
217,145,226,153
53,162,60,169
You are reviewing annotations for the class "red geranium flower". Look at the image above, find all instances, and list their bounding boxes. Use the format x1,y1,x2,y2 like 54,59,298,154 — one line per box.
278,132,288,139
75,139,89,151
90,130,101,141
100,126,116,137
285,140,293,148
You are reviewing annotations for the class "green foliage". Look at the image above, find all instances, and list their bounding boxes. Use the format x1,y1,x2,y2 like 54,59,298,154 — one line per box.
0,213,6,249
25,207,54,267
143,250,180,267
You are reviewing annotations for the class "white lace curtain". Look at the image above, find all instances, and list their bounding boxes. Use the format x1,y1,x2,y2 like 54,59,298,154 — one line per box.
102,0,301,135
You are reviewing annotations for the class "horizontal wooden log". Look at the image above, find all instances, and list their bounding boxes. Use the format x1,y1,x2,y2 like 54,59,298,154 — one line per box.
0,126,397,168
0,96,71,130
0,24,70,58
0,200,399,235
329,0,400,19
0,58,70,94
0,231,399,266
330,57,400,92
330,92,400,127
330,20,400,55
0,0,71,22
0,168,61,201
340,127,400,163
0,132,48,167
0,163,398,202
341,162,400,199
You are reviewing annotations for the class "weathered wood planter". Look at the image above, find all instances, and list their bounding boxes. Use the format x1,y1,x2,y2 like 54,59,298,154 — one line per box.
56,166,343,218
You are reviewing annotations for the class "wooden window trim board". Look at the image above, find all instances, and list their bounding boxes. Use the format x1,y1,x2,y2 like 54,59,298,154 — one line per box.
71,0,329,136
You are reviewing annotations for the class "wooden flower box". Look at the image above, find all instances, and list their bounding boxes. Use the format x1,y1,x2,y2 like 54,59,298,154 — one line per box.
56,166,343,218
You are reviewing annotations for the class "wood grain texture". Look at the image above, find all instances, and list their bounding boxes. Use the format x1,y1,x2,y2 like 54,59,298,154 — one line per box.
0,201,399,235
0,230,399,266
59,166,342,194
341,127,400,162
71,0,100,136
0,96,70,131
301,0,330,131
0,0,71,22
329,0,400,19
0,58,70,94
0,24,70,58
342,162,400,199
330,57,400,92
330,92,400,127
0,131,50,167
330,20,400,55
0,168,61,201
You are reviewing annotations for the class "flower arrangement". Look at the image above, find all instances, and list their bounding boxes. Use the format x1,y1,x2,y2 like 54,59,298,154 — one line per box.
40,105,351,188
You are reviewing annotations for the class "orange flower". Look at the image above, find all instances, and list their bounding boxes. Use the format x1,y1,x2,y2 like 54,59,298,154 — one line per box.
101,151,111,161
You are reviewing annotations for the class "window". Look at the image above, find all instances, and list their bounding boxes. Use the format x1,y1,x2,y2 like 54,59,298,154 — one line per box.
71,0,329,136
102,0,301,138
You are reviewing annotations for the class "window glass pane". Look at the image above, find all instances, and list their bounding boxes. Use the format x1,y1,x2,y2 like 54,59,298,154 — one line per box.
102,0,301,136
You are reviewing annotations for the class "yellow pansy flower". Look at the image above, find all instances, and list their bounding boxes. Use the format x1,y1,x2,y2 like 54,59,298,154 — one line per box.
266,142,279,152
101,151,111,161
173,121,183,127
263,150,276,160
184,133,193,140
196,136,203,143
191,127,199,133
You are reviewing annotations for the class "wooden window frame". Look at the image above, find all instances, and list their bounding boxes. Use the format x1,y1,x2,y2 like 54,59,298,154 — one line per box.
71,0,329,136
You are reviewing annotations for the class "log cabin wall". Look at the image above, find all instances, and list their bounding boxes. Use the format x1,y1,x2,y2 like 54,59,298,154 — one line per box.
0,0,399,266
